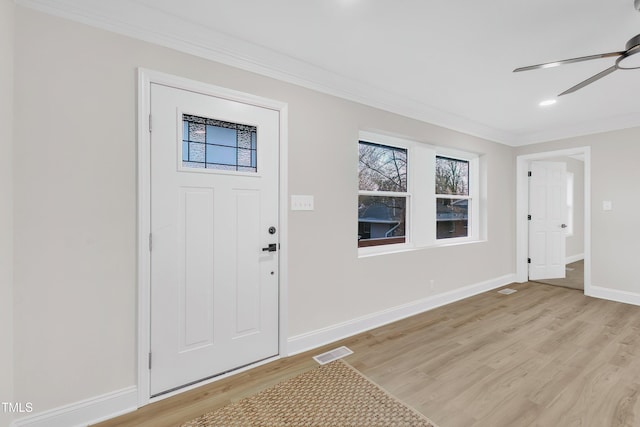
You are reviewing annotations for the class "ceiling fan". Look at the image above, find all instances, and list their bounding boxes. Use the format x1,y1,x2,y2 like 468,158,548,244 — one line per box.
513,30,640,96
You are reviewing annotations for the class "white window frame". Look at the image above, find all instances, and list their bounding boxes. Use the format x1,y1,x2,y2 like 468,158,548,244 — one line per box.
358,131,482,257
434,148,479,245
358,132,413,256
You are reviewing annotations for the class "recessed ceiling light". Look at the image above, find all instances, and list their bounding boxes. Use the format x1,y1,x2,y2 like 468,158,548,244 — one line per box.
539,99,557,107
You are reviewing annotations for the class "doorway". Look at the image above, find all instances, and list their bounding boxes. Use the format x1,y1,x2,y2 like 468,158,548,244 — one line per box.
516,147,591,293
137,69,289,404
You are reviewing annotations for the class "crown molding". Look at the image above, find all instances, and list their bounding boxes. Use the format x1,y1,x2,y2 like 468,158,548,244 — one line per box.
15,0,639,147
16,0,518,144
509,112,640,146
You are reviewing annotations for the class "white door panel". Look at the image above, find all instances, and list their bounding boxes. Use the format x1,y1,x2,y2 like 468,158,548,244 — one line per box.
150,83,279,396
180,187,215,350
529,161,567,280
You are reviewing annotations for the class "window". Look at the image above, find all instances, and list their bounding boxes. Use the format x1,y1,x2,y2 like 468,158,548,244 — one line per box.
435,156,470,239
357,131,481,254
182,114,257,172
358,140,408,248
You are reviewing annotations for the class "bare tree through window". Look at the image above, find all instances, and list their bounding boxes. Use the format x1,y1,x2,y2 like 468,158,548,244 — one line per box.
359,141,407,192
436,156,470,239
436,156,468,195
358,141,408,247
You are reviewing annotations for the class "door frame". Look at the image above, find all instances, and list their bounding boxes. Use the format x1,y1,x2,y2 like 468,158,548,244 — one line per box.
516,147,590,293
136,68,289,406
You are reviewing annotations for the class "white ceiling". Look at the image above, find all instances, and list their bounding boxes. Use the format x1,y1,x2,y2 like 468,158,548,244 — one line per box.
18,0,640,145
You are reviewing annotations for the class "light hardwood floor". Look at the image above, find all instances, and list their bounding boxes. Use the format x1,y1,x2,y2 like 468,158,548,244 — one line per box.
94,282,640,427
531,260,584,290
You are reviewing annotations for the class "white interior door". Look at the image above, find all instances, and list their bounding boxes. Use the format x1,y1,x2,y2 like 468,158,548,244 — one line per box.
149,83,280,396
528,161,567,280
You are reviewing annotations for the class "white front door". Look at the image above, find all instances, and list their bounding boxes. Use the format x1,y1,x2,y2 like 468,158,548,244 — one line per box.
149,83,280,396
528,161,567,280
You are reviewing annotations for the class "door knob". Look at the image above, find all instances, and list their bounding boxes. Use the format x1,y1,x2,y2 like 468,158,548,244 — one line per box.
561,224,568,228
262,243,277,252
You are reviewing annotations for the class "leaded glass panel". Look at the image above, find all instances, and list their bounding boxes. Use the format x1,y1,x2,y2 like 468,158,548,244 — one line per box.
182,114,258,172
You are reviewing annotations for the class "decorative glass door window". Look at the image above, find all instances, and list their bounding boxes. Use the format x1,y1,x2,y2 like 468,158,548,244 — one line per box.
182,114,257,172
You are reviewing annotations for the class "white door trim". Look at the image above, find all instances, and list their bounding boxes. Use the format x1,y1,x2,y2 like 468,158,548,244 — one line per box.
516,147,591,294
136,68,289,407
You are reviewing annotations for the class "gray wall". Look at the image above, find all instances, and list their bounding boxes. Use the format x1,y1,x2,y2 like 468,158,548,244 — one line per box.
0,0,15,426
11,7,515,414
516,126,640,293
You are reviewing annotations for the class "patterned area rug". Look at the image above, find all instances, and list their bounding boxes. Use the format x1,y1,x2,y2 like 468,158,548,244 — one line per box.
181,360,438,427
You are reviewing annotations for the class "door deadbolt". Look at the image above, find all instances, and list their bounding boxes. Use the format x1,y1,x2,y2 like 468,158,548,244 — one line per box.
268,226,276,235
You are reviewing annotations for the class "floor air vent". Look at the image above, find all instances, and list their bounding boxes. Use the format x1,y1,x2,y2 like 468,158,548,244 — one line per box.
498,288,518,295
313,346,354,365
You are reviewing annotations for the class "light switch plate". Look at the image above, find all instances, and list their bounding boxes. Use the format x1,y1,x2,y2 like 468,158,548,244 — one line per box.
603,200,612,211
291,195,314,211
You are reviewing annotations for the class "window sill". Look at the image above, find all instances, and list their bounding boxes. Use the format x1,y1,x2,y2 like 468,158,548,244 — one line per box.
358,238,487,258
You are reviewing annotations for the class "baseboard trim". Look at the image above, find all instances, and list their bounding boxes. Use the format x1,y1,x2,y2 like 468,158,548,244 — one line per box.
587,286,640,307
287,274,516,356
11,386,137,427
566,253,584,264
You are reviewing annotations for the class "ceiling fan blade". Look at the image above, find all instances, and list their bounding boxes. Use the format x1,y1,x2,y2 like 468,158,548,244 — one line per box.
513,51,624,72
558,65,617,96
